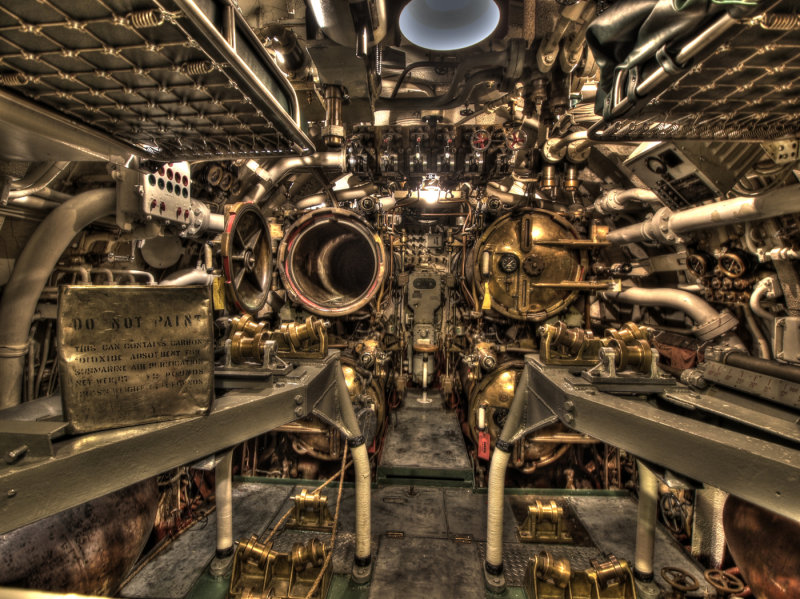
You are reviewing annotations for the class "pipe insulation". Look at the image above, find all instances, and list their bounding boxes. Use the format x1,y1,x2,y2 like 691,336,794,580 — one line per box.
215,449,234,556
0,188,116,409
485,368,529,591
634,461,659,580
606,184,800,245
333,363,372,580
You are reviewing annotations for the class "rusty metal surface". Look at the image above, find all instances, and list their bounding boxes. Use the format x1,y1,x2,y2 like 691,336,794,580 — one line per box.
0,479,157,595
57,285,213,433
723,495,800,599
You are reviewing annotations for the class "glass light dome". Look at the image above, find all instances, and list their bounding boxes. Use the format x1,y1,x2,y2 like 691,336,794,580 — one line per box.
399,0,500,52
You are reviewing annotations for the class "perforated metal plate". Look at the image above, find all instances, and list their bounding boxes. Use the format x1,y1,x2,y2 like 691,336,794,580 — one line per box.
590,0,800,142
0,0,313,160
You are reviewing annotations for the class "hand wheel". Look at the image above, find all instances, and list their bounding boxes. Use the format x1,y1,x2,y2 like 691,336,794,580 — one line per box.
704,569,745,595
661,566,700,593
660,492,689,535
221,202,272,315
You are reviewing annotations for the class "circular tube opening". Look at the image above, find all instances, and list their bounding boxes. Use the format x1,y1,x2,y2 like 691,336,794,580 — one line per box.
280,209,385,316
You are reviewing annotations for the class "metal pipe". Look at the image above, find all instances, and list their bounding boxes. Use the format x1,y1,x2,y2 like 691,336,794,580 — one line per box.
110,269,156,285
7,196,61,211
215,449,234,557
0,188,116,409
634,460,658,581
160,269,215,287
750,277,775,322
485,368,529,592
246,151,345,197
607,185,800,245
602,287,743,345
7,162,69,199
723,352,800,386
486,182,526,208
742,306,771,359
592,188,662,215
295,182,378,209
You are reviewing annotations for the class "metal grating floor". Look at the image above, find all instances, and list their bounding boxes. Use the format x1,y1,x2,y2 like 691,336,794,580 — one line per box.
0,0,311,159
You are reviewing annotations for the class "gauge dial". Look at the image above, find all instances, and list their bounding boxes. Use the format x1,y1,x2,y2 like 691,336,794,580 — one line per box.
499,253,520,273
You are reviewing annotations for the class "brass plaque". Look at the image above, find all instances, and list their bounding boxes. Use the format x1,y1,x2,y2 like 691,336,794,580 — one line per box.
58,285,214,433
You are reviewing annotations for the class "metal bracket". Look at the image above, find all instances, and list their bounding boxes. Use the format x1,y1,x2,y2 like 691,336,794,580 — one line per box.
517,499,574,544
525,355,800,522
524,552,635,599
228,535,330,599
286,489,335,531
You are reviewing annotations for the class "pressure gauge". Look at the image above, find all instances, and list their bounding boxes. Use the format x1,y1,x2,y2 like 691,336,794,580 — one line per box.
470,129,491,152
499,253,520,273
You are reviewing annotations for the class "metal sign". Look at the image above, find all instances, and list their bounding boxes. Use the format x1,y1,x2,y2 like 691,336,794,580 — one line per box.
58,285,214,433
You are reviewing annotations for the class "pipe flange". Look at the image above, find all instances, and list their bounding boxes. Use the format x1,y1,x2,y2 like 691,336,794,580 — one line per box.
693,310,739,342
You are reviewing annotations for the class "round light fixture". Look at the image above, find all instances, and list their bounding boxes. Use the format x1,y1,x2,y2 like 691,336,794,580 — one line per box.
399,0,500,52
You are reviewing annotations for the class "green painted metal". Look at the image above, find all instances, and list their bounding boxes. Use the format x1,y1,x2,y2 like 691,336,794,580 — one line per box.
184,570,230,599
325,574,371,599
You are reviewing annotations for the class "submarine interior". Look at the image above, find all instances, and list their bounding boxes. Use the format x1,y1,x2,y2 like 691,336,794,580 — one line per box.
0,0,799,598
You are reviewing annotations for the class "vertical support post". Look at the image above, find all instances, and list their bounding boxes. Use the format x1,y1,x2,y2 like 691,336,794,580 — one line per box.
210,448,235,576
634,460,658,581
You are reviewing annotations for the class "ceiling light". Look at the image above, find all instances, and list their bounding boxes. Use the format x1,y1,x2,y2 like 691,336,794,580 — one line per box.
399,0,500,52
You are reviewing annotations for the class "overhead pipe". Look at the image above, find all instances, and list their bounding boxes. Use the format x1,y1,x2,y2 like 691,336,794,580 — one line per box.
606,184,800,245
376,67,505,112
0,188,116,409
245,151,346,201
294,182,378,210
309,0,388,50
602,287,744,346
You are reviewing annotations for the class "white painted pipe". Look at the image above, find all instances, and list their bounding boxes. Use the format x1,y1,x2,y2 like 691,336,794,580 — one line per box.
0,188,116,409
215,449,234,556
160,269,215,286
352,444,371,559
607,185,800,245
247,151,345,196
750,277,775,322
486,449,510,567
634,461,658,580
592,188,661,215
